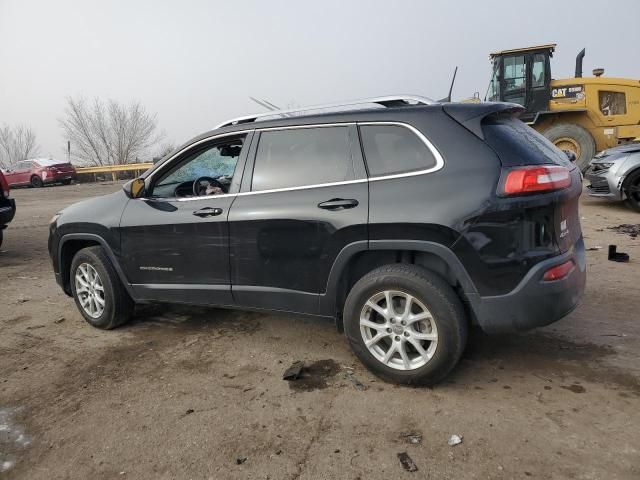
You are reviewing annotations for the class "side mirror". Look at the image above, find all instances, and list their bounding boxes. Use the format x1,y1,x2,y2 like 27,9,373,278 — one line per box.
563,150,577,162
123,178,146,199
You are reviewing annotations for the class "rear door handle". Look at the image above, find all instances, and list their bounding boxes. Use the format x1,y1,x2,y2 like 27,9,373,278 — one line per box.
193,207,223,217
317,198,359,210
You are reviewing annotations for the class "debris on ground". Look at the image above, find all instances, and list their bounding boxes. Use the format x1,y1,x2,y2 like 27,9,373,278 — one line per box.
282,361,304,380
608,245,630,262
609,224,640,238
586,246,602,251
284,360,341,392
54,317,65,324
185,409,194,415
16,296,29,304
448,434,463,446
397,452,418,472
345,371,367,391
236,457,247,465
400,432,422,444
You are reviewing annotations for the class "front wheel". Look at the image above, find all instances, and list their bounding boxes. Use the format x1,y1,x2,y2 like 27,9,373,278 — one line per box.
343,264,468,386
623,169,640,212
70,246,134,329
31,175,43,188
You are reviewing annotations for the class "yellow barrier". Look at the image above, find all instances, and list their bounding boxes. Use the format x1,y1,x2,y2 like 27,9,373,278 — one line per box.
75,163,153,182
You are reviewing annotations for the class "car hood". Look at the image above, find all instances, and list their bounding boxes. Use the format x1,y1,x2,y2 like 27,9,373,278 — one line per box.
58,190,128,226
594,143,640,160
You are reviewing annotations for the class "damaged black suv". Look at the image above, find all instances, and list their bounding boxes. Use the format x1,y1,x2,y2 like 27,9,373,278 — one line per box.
49,95,586,385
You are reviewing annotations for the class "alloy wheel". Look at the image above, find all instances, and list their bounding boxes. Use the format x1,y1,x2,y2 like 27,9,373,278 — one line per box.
360,290,438,370
75,263,106,318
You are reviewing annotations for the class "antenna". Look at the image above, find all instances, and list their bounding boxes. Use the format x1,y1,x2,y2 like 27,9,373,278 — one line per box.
249,96,277,111
438,67,458,103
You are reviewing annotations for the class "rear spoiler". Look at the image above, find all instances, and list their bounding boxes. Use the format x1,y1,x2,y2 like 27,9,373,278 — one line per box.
443,102,524,140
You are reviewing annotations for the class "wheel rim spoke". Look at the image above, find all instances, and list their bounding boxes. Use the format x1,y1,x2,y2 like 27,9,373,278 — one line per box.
365,301,388,320
411,331,437,341
382,342,397,364
408,338,431,362
361,319,386,331
398,341,411,369
365,331,390,347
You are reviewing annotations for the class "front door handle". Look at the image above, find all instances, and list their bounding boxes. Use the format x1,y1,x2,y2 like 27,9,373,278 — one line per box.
317,198,359,210
193,207,223,217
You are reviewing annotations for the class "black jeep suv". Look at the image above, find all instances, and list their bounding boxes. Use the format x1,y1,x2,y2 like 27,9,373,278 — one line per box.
49,95,586,385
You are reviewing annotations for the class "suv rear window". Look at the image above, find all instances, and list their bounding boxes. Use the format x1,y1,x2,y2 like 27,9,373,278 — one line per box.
252,126,354,191
359,124,436,177
482,116,571,167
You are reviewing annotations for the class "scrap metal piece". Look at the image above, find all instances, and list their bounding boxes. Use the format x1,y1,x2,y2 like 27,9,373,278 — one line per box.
397,452,418,472
282,361,304,381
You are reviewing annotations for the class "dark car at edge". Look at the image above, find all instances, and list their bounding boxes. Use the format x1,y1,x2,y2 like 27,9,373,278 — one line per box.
48,95,586,385
0,170,16,247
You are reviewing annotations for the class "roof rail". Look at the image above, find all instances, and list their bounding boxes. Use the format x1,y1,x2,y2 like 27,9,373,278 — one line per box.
215,94,436,129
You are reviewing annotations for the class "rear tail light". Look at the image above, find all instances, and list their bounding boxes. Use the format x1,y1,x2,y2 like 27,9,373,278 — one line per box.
501,165,572,196
543,259,575,281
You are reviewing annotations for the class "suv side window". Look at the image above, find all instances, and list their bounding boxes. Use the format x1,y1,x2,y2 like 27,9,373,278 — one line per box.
359,124,437,177
251,126,354,192
151,137,244,198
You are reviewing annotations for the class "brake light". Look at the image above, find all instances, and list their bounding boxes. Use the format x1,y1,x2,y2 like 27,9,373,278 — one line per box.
502,165,571,196
543,259,575,281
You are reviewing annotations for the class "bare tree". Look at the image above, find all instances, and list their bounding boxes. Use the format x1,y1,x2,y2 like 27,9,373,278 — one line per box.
155,141,177,160
0,124,39,169
59,97,163,166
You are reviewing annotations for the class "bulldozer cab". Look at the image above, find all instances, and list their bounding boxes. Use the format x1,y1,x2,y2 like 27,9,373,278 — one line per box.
486,44,555,122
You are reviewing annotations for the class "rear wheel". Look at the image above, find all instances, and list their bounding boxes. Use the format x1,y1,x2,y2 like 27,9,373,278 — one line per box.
70,246,134,329
343,264,468,386
623,169,640,212
543,123,596,173
62,179,72,185
30,175,43,188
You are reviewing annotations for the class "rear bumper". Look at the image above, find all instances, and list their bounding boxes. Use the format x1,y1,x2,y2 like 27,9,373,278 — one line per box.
473,237,586,333
44,173,76,184
0,198,16,226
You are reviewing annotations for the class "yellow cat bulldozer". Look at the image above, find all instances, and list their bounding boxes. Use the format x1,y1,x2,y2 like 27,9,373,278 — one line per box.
485,44,640,171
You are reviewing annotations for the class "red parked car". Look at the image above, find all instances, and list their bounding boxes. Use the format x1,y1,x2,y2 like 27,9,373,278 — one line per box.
0,170,16,247
2,158,77,188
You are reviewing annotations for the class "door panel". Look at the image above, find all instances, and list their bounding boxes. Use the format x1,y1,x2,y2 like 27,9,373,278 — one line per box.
229,184,368,313
119,195,236,305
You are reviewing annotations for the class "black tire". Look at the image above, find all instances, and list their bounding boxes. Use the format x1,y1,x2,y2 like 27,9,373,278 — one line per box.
543,123,596,173
30,175,43,188
343,264,468,386
62,179,72,186
623,169,640,212
70,246,134,329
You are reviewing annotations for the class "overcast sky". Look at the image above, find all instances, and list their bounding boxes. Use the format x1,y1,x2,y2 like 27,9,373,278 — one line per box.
1,0,639,158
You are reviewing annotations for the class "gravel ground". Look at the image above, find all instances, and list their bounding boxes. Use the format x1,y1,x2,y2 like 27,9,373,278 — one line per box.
1,182,639,479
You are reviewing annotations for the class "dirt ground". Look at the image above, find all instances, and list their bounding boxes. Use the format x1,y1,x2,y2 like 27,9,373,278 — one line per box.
1,182,639,480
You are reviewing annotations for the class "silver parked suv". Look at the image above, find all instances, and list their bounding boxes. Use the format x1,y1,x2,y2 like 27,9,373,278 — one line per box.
585,143,640,211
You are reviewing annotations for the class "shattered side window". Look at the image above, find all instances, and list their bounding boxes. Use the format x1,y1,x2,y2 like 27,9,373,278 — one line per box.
599,91,626,116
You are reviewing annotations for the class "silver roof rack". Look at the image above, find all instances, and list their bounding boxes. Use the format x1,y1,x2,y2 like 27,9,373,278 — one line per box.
215,94,436,129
